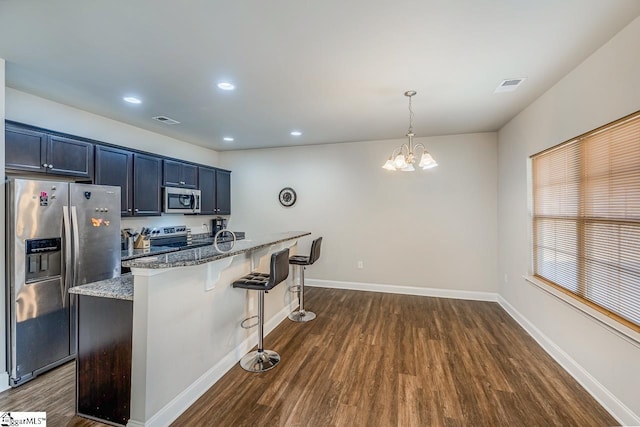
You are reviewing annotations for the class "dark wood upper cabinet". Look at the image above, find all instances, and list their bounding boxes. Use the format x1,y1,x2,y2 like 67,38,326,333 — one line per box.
198,167,231,215
47,135,94,178
216,169,231,215
5,123,94,178
95,146,134,216
133,153,162,216
5,121,230,218
5,124,47,173
198,166,216,215
163,159,198,189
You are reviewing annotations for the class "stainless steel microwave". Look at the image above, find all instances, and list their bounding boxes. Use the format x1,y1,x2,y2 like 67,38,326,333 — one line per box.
163,187,201,214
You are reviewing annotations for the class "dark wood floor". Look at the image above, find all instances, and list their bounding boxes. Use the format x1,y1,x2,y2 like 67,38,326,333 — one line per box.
0,287,618,426
0,359,102,427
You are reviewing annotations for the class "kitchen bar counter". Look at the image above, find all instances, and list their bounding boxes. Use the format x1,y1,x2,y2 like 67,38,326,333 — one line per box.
75,230,311,427
122,231,310,269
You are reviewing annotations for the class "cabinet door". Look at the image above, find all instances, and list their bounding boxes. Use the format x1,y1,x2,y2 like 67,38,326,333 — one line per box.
216,170,231,215
182,164,198,189
198,167,216,215
133,153,162,216
95,146,134,216
163,160,198,189
5,124,47,173
47,135,94,178
163,159,182,187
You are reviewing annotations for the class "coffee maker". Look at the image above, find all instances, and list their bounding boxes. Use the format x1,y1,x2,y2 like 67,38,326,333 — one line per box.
210,217,227,236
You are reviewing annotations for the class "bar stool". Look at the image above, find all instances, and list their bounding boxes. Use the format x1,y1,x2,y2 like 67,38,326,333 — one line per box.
288,237,322,322
232,248,290,372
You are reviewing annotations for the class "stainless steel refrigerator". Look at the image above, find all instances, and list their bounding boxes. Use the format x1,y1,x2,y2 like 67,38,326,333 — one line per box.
6,178,121,386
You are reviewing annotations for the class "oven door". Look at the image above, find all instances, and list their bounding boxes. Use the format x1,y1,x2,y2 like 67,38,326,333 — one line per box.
163,188,201,214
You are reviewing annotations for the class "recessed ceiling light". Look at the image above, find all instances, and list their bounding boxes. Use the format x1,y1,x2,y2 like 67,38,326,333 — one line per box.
123,96,142,104
290,131,302,136
223,137,234,142
217,82,235,91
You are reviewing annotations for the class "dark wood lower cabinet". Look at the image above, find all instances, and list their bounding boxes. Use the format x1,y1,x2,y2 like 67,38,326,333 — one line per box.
76,295,133,426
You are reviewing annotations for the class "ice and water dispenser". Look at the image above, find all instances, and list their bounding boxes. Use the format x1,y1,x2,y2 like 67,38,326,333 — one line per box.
25,238,62,283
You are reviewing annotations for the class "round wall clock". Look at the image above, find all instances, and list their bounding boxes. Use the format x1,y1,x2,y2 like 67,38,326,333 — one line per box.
279,187,297,207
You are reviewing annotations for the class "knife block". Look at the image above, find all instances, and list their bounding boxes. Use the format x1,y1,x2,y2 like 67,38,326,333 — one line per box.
134,235,150,249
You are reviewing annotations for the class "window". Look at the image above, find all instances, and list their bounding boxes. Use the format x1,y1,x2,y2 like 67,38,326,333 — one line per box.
531,111,640,331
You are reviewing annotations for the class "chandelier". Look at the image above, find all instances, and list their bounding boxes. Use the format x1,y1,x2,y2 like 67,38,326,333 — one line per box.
382,90,438,171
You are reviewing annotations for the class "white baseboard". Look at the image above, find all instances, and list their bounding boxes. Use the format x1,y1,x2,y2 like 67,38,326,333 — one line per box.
305,278,498,302
497,296,639,426
0,371,10,393
127,301,296,427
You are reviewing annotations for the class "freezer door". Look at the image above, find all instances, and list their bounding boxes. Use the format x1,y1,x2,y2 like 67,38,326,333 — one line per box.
6,179,70,384
69,184,121,286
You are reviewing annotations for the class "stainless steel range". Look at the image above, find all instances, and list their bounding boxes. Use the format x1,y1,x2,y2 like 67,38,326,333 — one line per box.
148,225,212,249
148,224,243,249
149,225,193,248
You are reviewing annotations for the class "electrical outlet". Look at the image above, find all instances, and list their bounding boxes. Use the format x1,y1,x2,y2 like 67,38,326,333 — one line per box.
357,261,364,269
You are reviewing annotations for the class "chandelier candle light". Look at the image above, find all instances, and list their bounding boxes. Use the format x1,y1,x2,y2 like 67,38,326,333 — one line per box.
382,90,438,171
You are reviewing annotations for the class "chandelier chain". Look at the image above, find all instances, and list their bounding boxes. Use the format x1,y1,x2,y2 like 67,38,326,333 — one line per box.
408,94,414,134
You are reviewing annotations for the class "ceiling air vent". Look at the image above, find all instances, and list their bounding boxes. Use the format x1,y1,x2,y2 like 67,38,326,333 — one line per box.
152,115,181,125
494,78,526,93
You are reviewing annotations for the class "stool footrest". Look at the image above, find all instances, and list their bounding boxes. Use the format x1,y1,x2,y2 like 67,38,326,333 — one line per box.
288,285,301,293
240,315,259,329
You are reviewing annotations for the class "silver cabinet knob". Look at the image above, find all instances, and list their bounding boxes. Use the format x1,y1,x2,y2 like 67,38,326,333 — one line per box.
127,209,132,212
135,208,139,212
48,164,54,169
42,163,48,168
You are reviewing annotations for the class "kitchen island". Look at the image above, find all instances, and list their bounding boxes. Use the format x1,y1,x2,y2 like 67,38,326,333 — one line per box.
72,231,310,427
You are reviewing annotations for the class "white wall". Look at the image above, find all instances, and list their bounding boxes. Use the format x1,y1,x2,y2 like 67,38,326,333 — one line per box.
497,16,640,423
220,133,498,293
0,58,8,391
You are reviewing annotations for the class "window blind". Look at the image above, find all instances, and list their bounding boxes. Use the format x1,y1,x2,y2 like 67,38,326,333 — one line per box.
531,111,640,331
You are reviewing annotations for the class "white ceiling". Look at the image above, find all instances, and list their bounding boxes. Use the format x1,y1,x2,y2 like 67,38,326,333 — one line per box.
1,1,640,151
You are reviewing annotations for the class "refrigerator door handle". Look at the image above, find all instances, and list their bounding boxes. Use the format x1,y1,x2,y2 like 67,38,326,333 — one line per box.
71,206,81,288
62,206,73,307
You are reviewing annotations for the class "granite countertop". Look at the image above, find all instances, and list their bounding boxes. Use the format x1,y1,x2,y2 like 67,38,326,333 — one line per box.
121,245,180,261
122,231,310,269
121,232,245,261
69,273,133,301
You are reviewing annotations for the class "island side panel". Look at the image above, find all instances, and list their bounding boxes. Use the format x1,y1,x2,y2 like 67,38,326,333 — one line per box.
76,294,133,426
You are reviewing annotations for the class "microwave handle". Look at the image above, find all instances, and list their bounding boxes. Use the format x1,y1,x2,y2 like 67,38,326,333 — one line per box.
191,192,197,211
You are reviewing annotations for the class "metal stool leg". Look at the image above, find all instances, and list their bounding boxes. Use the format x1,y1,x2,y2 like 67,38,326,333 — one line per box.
288,265,316,322
240,291,280,372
